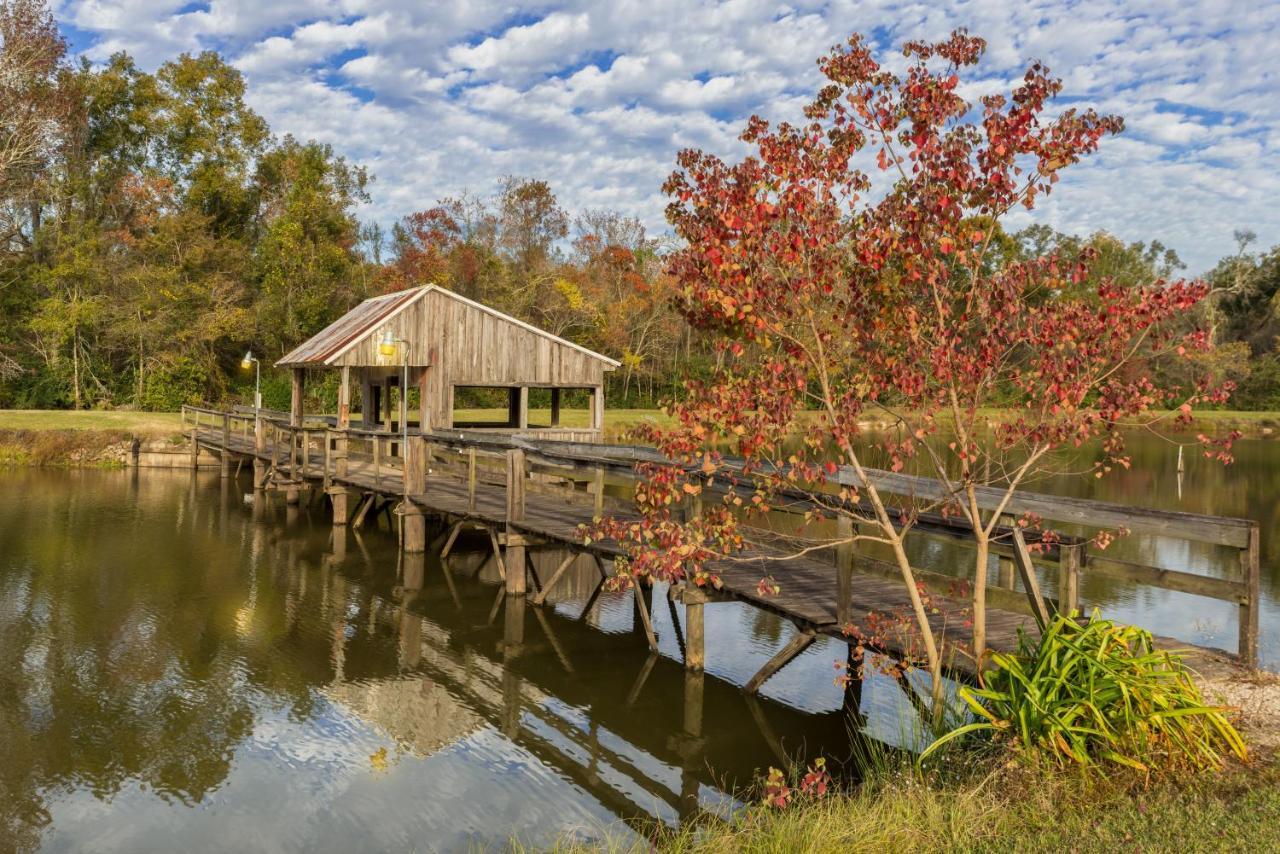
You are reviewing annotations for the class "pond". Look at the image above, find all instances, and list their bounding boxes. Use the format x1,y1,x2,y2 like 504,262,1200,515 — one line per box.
0,432,1276,851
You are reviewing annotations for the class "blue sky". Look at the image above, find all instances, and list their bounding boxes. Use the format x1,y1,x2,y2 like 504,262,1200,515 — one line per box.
54,0,1280,273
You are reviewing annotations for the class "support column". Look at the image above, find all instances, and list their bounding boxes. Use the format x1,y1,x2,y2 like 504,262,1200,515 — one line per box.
253,412,267,489
287,368,305,505
417,365,432,434
505,448,527,596
836,514,855,626
403,434,426,553
997,555,1015,590
330,366,353,526
550,388,561,427
361,373,377,428
220,412,231,478
683,586,706,671
590,385,604,432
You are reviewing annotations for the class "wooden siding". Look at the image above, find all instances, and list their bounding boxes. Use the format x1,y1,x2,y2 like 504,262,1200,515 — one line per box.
330,288,610,431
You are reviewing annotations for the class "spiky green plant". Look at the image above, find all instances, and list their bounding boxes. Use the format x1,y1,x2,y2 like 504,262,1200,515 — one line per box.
921,611,1248,773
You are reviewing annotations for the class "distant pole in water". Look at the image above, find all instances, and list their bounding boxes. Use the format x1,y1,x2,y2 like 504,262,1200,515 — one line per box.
1176,445,1185,501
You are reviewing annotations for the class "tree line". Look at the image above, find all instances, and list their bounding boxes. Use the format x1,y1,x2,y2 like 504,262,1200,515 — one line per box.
1,0,1277,413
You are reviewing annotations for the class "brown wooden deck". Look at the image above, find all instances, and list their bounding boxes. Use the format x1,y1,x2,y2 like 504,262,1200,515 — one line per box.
191,416,1247,685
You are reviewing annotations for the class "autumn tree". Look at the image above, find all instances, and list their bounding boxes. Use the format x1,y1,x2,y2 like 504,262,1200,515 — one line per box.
0,0,65,234
600,31,1231,717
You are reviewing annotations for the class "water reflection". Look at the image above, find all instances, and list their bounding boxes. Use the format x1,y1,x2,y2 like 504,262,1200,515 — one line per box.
1,469,903,851
2,436,1276,849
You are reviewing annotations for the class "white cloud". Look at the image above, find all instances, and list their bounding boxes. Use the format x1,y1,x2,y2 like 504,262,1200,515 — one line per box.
55,0,1280,272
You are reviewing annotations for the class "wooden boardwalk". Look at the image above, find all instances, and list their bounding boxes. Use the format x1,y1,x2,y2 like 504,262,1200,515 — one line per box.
190,412,1250,687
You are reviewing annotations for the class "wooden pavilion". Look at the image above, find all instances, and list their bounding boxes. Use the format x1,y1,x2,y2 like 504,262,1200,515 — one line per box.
276,284,619,441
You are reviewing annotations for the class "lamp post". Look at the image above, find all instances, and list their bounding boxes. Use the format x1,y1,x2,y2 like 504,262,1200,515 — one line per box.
379,331,409,463
241,350,261,411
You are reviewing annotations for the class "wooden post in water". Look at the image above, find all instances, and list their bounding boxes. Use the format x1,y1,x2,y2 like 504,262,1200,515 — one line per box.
683,586,707,671
403,434,426,552
329,366,353,526
286,368,305,505
505,448,527,595
997,555,1016,590
1240,523,1261,667
189,426,199,469
253,412,267,489
836,514,855,626
220,412,231,478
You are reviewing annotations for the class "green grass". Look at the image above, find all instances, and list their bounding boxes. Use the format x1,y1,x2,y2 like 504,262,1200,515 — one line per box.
0,409,184,436
556,757,1280,853
0,406,1275,442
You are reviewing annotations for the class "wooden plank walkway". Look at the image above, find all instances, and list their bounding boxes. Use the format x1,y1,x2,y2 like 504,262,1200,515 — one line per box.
196,425,1241,682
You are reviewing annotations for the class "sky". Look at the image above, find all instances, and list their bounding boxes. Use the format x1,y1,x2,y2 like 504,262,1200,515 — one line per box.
53,0,1280,274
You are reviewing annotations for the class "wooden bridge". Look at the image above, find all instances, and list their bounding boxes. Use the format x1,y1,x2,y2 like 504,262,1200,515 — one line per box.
182,404,1261,693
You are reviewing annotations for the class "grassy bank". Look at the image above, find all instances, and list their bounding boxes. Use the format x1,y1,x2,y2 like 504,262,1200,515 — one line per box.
567,757,1280,853
0,407,1273,467
0,412,186,466
1,407,1274,437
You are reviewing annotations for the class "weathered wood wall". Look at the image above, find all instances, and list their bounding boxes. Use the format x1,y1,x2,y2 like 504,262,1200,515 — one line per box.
331,288,610,430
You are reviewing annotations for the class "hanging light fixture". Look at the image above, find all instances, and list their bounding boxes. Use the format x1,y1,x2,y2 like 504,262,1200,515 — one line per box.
378,330,398,358
241,350,261,410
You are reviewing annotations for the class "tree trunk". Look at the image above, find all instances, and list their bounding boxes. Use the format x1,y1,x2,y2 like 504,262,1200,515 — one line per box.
72,330,81,410
972,534,989,667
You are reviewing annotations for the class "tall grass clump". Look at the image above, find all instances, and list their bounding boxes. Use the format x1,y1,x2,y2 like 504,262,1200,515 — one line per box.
922,611,1248,773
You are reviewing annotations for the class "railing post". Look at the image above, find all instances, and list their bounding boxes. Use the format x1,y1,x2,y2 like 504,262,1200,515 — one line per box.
220,412,231,478
505,448,527,595
253,414,266,489
467,448,477,513
403,434,426,553
323,429,332,491
286,427,300,505
1057,542,1083,616
1240,523,1261,667
373,436,382,490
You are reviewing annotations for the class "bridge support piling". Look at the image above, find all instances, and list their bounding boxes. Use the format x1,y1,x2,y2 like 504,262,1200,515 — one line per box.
505,449,527,595
683,586,707,671
403,435,427,552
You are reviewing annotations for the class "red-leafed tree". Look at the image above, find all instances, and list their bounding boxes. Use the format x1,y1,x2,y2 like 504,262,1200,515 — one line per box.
595,30,1232,719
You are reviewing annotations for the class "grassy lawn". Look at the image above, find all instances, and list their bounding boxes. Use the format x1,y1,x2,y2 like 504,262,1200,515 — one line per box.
0,409,185,436
0,407,1274,440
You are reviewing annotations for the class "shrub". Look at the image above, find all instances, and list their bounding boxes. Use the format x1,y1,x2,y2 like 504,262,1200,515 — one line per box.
141,357,208,411
921,612,1247,774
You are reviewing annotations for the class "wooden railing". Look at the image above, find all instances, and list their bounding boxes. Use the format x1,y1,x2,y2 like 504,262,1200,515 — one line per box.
181,405,1263,666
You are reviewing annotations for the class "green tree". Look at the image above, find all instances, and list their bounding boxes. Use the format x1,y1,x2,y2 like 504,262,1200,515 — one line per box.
253,136,370,356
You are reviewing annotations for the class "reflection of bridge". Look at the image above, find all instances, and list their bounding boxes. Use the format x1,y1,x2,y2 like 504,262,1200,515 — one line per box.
188,404,1259,690
250,505,867,823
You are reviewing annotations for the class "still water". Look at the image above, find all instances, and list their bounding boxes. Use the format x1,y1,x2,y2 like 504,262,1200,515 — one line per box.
0,433,1277,851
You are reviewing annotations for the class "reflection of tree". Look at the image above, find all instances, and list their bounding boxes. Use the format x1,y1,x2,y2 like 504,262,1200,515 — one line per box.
0,471,357,844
